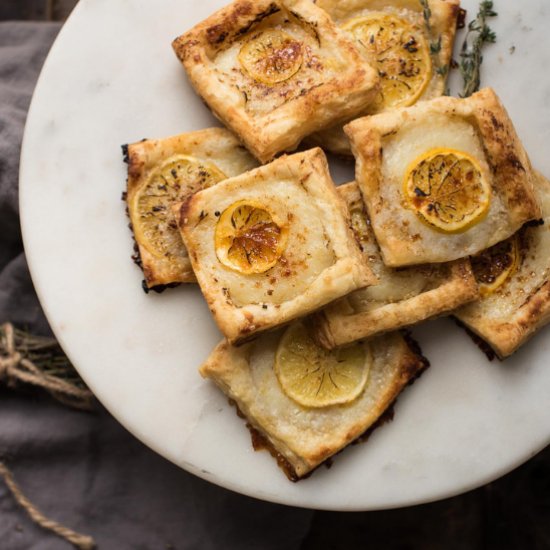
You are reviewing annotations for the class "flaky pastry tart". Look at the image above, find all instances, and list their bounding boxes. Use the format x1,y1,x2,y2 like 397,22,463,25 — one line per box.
124,128,257,289
312,182,478,349
175,148,375,343
345,88,541,267
200,322,428,480
310,0,460,156
454,171,550,359
172,0,379,163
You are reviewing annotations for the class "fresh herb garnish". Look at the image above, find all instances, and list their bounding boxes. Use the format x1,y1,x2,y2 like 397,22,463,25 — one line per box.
419,0,433,35
459,1,498,97
419,0,446,73
430,37,442,55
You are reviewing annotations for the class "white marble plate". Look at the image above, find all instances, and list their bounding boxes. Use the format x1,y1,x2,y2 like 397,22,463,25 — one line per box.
20,0,550,510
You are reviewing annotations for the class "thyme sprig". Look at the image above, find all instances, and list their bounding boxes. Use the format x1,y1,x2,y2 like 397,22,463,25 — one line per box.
419,0,433,34
459,0,497,97
419,0,446,74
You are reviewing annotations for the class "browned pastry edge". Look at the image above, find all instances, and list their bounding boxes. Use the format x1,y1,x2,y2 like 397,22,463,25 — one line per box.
230,331,430,481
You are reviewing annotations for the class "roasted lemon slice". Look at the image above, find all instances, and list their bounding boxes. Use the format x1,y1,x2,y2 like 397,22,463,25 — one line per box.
132,154,225,259
238,29,303,85
471,235,520,296
215,200,288,274
275,322,370,408
404,147,491,233
342,13,431,110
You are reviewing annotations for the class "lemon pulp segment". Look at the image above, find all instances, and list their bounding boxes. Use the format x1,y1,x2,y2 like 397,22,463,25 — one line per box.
275,322,370,408
342,13,431,110
471,235,520,296
403,147,491,233
215,200,288,274
238,29,303,85
133,154,226,259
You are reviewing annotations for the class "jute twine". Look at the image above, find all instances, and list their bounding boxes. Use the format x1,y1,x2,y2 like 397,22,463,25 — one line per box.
0,323,94,411
0,322,97,548
0,462,95,550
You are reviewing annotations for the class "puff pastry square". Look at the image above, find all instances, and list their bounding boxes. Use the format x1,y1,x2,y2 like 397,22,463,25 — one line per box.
312,182,479,348
346,88,541,267
310,0,460,156
175,148,375,343
172,0,379,163
125,128,258,289
454,171,550,359
200,324,428,480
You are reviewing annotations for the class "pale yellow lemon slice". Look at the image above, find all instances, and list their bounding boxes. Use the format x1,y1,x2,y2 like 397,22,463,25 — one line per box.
404,147,491,233
238,29,303,85
471,235,520,296
342,13,431,110
132,154,226,259
275,322,370,408
214,200,288,274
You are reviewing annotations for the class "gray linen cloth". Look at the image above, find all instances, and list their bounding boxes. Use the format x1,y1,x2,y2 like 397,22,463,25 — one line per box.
0,21,548,550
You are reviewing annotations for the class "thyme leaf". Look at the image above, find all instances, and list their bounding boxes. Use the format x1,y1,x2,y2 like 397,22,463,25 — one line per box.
419,0,444,71
430,37,442,55
459,1,498,97
419,0,433,34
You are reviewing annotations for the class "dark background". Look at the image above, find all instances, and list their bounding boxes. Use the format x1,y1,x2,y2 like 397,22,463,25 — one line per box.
1,1,549,548
0,0,77,22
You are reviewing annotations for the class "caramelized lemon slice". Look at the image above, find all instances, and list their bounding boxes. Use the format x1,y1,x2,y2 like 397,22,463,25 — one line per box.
342,13,431,110
238,29,303,85
215,200,287,274
471,235,520,296
132,154,225,259
275,322,370,408
404,148,491,233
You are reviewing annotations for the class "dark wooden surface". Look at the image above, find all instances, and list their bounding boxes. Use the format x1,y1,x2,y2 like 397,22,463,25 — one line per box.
2,2,549,548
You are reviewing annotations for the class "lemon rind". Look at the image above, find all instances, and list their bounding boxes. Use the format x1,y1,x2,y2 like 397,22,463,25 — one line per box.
274,323,371,409
133,154,226,259
214,199,289,275
342,12,432,110
403,147,492,235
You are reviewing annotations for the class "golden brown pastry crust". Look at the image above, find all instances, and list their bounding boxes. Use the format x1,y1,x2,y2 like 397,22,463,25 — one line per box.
125,127,257,288
345,88,541,267
309,0,460,156
175,148,375,344
454,171,550,358
172,0,379,163
312,182,478,349
199,327,428,479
